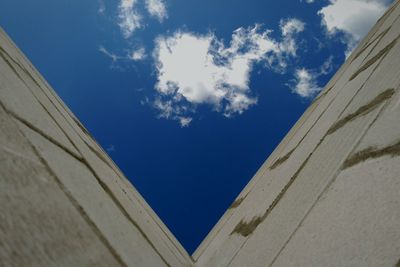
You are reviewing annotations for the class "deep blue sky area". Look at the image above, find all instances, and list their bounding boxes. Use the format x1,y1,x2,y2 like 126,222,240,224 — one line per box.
1,0,382,254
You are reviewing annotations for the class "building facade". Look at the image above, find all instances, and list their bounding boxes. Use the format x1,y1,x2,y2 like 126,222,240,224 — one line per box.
1,1,400,266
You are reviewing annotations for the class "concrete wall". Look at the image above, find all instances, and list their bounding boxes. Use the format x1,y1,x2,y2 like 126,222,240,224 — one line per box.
194,1,400,266
1,1,400,266
0,27,193,267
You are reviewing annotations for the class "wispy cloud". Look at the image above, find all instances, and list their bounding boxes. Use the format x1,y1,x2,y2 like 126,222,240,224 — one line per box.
289,54,335,98
178,117,192,127
99,45,147,67
280,18,305,37
319,55,334,75
291,68,322,98
278,18,306,66
118,0,142,38
153,97,194,127
129,47,147,61
152,19,305,126
318,0,390,56
99,46,121,62
145,0,168,22
116,0,168,38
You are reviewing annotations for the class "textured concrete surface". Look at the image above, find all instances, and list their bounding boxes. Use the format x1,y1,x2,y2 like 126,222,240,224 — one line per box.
1,1,400,266
194,1,400,266
0,26,193,267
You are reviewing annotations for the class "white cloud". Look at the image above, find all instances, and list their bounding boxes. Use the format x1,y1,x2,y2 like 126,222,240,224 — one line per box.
152,20,306,125
154,30,259,118
99,46,121,62
153,97,194,127
129,47,147,61
118,0,142,38
318,0,390,55
280,18,305,37
289,54,334,98
291,68,322,98
116,0,168,38
292,68,322,98
179,117,192,127
319,55,334,75
99,45,147,66
145,0,168,22
279,18,306,58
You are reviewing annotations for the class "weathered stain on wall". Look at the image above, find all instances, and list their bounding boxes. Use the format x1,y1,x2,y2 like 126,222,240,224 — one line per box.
1,1,400,266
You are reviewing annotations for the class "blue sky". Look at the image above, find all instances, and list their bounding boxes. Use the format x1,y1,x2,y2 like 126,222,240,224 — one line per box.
0,0,392,253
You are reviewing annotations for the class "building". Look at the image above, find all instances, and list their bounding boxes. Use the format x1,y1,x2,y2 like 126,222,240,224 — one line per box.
1,1,400,266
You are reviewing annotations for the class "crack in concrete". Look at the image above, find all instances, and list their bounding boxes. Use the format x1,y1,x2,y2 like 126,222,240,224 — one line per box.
228,69,352,238
229,85,390,260
0,43,85,160
2,45,127,186
2,85,172,265
342,140,400,169
9,112,84,161
269,148,295,170
228,52,394,251
0,46,25,81
231,153,312,237
1,41,188,265
349,37,398,81
311,86,333,105
377,0,400,25
229,197,245,210
0,45,43,90
10,112,172,267
0,101,129,267
2,5,399,262
195,76,343,257
352,27,392,63
327,88,395,135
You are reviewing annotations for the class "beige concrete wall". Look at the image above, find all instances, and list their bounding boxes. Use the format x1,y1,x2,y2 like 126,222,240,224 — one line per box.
1,1,400,266
194,1,400,266
0,27,193,267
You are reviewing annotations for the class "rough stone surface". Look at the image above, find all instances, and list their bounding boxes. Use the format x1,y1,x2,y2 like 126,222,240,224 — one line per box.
1,1,400,266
